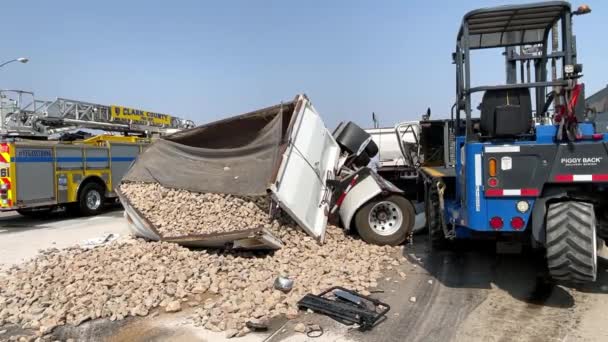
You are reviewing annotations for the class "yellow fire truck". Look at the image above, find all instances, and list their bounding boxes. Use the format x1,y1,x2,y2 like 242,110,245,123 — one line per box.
0,90,194,216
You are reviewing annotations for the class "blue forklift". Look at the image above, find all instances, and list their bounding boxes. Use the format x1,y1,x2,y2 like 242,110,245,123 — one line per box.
420,1,606,282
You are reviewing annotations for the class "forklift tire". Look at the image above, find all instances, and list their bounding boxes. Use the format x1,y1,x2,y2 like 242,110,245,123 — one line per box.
426,180,446,249
354,195,415,246
78,182,105,216
546,201,597,283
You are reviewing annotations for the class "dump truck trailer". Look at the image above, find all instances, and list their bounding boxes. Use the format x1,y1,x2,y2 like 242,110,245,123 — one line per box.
120,94,418,247
0,135,147,215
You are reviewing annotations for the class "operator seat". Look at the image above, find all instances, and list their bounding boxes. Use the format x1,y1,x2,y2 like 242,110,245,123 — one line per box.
479,88,532,138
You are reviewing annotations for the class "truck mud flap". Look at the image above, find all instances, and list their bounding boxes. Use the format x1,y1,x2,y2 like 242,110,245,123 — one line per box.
116,188,284,250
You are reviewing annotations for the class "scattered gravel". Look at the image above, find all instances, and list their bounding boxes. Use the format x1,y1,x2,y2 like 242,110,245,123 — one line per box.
120,182,270,238
0,181,406,338
0,225,401,337
293,323,306,333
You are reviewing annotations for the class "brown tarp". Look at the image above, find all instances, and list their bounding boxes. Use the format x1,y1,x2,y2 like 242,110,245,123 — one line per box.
123,98,298,196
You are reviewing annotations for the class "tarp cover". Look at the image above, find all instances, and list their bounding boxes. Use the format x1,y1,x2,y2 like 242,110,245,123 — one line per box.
123,98,298,196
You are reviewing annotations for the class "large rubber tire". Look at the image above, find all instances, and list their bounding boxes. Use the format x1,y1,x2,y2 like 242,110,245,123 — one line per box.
546,201,597,283
426,180,446,249
354,195,415,246
78,182,105,216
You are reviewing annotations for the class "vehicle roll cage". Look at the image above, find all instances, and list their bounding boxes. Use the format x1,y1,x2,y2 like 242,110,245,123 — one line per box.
453,1,580,138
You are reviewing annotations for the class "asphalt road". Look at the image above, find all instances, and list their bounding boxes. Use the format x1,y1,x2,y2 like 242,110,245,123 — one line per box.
1,210,607,341
0,207,129,268
353,237,608,342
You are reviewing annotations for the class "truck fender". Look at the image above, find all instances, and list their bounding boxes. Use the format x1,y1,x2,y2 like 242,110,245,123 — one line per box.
412,202,427,233
338,175,383,230
76,175,107,198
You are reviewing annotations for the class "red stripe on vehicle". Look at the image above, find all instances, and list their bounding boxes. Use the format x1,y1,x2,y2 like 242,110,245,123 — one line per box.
0,154,6,163
554,174,573,182
335,192,348,208
520,188,539,196
330,174,360,213
1,178,10,189
592,174,608,182
485,189,503,197
336,175,359,206
485,188,539,197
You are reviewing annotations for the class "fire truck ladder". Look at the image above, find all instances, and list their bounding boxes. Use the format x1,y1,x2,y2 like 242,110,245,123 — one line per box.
0,90,195,138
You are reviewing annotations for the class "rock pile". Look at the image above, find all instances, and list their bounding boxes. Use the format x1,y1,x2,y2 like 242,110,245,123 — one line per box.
0,225,402,337
120,182,270,238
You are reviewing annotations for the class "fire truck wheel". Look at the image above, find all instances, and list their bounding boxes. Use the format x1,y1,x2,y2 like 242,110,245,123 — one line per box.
79,182,105,216
546,201,597,283
355,195,415,246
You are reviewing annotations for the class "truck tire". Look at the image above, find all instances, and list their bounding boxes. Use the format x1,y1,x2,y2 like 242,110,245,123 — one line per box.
354,195,415,246
78,182,105,216
546,201,597,283
426,180,446,249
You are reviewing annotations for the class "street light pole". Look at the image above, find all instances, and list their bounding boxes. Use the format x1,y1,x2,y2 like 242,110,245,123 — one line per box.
0,57,29,69
0,57,29,131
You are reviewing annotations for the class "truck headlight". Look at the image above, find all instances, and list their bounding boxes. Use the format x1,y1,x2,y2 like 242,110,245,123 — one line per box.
516,201,530,213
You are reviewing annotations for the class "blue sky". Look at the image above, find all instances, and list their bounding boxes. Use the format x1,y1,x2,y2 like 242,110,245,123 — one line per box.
1,1,606,129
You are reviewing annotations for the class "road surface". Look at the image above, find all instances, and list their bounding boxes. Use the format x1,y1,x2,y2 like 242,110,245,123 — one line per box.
0,208,129,268
1,210,607,341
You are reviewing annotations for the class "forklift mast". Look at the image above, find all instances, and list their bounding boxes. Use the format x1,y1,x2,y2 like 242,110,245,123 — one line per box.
453,1,588,140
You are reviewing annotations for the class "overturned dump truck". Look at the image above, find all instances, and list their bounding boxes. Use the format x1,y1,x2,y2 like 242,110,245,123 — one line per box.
118,94,417,248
